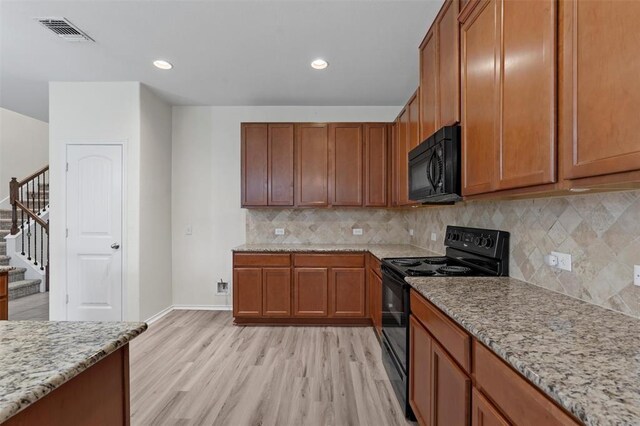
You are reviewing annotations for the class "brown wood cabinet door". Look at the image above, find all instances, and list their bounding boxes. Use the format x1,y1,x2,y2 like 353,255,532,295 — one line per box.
241,124,268,206
369,268,382,333
295,124,329,206
329,123,363,206
268,124,294,206
262,268,291,317
497,0,556,190
461,0,500,196
330,268,366,317
432,340,471,426
420,30,438,141
437,0,460,128
409,316,433,426
472,388,510,426
562,0,640,179
233,268,262,317
396,107,416,206
364,123,388,207
293,268,328,317
408,92,421,151
391,121,399,206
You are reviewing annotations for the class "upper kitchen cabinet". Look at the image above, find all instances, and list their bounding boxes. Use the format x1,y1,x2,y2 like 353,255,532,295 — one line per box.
295,123,330,207
393,92,420,206
561,0,640,183
460,0,556,196
241,123,294,207
364,123,389,207
329,123,364,206
419,0,460,142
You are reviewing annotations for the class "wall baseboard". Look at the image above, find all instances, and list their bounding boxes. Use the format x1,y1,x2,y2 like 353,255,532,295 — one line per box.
144,305,175,324
173,304,232,311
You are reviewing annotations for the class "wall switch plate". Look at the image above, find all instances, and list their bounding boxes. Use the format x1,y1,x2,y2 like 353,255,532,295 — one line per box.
352,228,363,236
274,228,285,236
409,229,414,237
551,251,572,272
635,265,640,286
185,225,192,235
431,232,437,241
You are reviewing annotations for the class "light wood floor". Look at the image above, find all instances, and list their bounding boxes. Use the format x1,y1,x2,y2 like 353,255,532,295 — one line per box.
129,310,413,426
8,292,49,320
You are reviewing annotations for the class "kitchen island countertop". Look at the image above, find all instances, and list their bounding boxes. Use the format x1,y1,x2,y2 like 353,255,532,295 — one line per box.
0,320,147,422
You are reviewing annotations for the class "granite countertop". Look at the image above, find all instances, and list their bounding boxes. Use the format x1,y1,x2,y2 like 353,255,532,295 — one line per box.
0,321,147,422
0,266,14,273
406,276,640,426
233,243,438,260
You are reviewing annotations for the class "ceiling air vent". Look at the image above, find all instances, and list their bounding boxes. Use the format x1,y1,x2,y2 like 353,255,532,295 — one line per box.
36,17,94,42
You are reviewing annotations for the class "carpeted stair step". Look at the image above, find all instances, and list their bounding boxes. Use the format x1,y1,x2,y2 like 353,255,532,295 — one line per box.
0,210,13,220
8,267,27,283
9,279,41,300
0,229,9,239
0,255,9,266
0,242,5,256
0,218,12,231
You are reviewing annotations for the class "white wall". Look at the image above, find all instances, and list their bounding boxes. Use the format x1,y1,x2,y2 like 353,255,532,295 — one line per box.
171,106,400,308
139,85,173,320
49,82,142,321
0,108,49,204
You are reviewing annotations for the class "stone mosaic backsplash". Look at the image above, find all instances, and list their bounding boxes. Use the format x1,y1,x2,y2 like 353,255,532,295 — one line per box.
408,190,640,318
246,208,412,245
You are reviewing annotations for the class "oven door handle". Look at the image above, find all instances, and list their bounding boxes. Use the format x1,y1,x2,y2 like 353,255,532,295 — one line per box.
381,264,407,283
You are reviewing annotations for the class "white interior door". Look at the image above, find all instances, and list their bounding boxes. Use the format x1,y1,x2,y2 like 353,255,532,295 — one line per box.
66,144,123,321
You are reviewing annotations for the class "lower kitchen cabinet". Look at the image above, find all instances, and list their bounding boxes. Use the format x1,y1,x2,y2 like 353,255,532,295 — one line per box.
368,265,383,334
472,388,509,426
232,268,263,317
432,340,471,425
330,268,366,317
262,268,291,317
293,268,329,317
409,316,433,426
0,271,8,320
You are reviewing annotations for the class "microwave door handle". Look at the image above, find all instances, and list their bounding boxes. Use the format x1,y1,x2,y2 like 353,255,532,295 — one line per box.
426,153,437,190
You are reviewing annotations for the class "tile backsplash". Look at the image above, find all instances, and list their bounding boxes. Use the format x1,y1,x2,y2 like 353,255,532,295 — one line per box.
408,190,640,318
245,191,640,318
246,208,412,244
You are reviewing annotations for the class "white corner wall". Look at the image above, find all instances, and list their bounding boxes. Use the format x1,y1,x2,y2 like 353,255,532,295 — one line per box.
49,82,142,321
171,106,400,308
0,108,49,204
139,85,173,320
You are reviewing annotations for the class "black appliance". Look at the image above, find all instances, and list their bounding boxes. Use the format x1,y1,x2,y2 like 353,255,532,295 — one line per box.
408,125,461,204
379,225,509,419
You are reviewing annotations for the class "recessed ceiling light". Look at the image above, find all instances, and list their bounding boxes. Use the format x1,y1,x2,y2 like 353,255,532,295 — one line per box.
311,58,329,70
153,60,173,70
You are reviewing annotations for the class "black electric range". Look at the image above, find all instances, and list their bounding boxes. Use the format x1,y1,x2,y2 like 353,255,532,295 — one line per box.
379,225,510,420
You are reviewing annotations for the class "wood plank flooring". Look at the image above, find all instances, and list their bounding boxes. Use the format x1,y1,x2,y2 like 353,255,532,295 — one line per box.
129,310,413,426
8,292,49,320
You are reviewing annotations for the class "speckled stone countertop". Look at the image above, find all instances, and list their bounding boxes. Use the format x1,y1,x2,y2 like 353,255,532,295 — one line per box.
0,321,147,422
233,243,438,260
406,276,640,426
0,266,14,273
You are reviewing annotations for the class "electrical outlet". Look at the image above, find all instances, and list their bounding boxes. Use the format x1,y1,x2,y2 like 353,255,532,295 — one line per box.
274,228,285,236
431,232,437,241
409,229,414,236
551,251,572,272
185,225,192,235
352,228,363,236
635,265,640,286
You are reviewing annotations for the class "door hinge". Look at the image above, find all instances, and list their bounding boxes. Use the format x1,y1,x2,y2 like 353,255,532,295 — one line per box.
66,228,69,238
66,162,69,172
65,294,69,304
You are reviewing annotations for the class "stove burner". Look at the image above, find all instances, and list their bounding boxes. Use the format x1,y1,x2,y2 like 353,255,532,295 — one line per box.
423,256,449,265
391,259,422,267
406,269,436,277
437,265,472,275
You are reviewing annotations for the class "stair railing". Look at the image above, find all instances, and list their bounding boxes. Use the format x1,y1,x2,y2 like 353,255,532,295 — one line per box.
9,165,49,289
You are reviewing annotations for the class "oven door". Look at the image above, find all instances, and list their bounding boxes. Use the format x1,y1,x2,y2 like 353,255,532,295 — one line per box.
381,265,410,372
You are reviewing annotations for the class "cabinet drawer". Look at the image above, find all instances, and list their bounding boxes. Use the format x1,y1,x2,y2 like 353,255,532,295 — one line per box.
233,253,291,267
410,290,471,373
293,253,366,268
367,254,382,277
473,341,579,426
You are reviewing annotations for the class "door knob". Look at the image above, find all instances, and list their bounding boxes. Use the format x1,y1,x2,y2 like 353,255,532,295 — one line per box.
111,243,120,250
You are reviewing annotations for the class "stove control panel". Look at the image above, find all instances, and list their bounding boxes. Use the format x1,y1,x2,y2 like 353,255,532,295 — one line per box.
444,226,509,259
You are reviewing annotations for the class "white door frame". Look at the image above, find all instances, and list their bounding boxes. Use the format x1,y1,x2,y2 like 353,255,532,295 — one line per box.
63,141,127,321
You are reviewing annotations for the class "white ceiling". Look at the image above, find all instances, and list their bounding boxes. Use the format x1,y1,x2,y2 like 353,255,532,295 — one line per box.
0,0,443,122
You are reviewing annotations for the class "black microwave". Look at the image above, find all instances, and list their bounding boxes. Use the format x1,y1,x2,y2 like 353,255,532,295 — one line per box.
408,125,461,204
